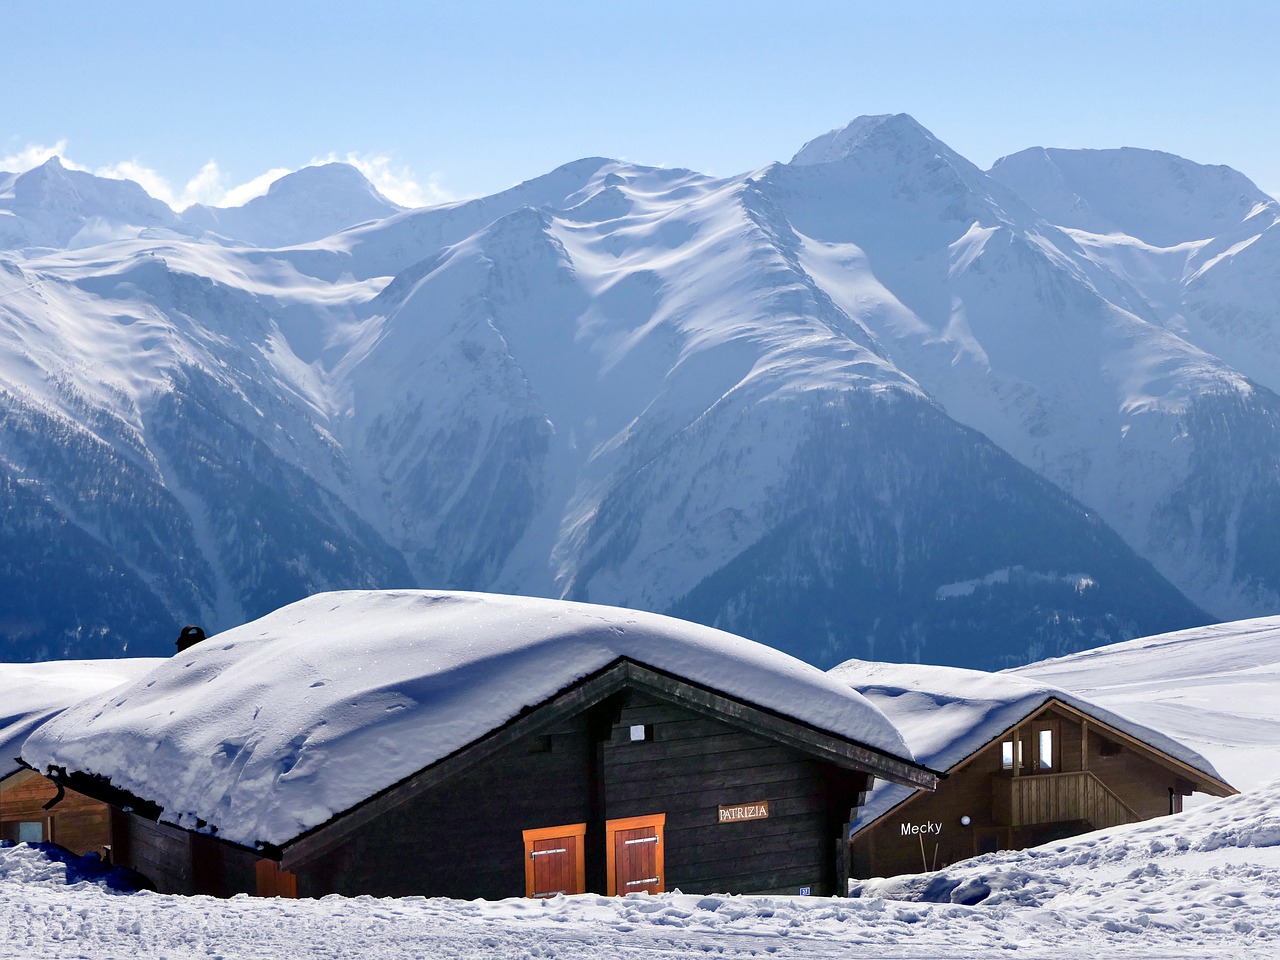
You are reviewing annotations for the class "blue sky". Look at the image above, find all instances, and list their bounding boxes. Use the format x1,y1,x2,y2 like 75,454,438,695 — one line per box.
5,1,1278,206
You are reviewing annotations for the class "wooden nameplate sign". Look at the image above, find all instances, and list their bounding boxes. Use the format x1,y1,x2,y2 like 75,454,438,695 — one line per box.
717,801,769,823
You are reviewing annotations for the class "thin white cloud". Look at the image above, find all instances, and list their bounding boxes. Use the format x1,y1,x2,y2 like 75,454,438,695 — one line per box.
0,140,72,172
310,151,455,208
179,160,228,208
94,160,183,207
93,158,256,210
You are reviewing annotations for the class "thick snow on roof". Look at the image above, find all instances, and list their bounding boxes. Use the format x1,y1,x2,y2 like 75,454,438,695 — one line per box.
0,659,164,780
24,590,913,849
828,658,1228,833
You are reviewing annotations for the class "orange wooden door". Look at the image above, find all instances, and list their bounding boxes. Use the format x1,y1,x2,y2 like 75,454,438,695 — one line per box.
522,823,586,898
255,859,299,898
606,814,665,896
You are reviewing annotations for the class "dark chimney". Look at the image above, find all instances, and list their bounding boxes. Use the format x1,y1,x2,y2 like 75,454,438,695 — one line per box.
176,625,206,653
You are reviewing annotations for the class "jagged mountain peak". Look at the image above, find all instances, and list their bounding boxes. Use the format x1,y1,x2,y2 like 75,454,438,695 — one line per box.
988,146,1276,246
549,155,619,177
766,116,1036,277
25,155,67,175
778,112,1030,239
295,156,721,284
8,156,73,187
790,113,955,167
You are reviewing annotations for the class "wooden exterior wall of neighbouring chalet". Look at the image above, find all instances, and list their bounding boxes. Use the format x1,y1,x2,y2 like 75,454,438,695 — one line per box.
0,770,110,857
848,701,1231,880
103,686,874,899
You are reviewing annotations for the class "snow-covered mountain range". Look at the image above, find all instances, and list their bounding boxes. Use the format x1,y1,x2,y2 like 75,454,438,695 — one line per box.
3,114,1278,665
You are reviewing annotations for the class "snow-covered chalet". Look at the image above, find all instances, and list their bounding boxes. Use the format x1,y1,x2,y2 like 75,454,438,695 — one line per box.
829,660,1236,879
22,591,936,899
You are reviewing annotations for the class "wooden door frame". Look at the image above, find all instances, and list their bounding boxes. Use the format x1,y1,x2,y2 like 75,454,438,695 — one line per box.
522,822,587,898
605,813,666,896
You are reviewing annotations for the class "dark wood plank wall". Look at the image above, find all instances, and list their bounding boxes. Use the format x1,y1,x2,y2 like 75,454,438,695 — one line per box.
298,712,594,900
196,834,259,897
298,688,868,899
113,810,196,894
0,771,110,857
601,691,865,896
111,809,258,896
1053,707,1085,772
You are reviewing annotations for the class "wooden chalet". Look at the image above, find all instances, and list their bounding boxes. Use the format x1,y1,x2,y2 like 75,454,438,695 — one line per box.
24,592,936,900
0,768,112,856
829,660,1237,879
1,658,162,860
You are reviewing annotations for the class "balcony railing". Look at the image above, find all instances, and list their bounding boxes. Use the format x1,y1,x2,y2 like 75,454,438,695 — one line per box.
992,770,1138,830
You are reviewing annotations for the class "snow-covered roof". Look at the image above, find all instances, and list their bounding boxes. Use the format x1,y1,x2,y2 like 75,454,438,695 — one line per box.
23,590,915,849
0,659,165,781
828,659,1231,833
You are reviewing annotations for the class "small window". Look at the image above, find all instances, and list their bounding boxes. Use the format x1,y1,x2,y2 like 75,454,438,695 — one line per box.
1032,721,1059,771
1,821,45,844
629,724,652,742
1000,739,1025,770
1038,728,1054,770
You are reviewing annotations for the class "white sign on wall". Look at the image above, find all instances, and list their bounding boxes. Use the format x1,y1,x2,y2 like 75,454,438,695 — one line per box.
900,821,942,836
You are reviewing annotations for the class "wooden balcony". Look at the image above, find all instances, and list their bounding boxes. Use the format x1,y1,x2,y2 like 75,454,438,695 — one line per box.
992,771,1138,830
